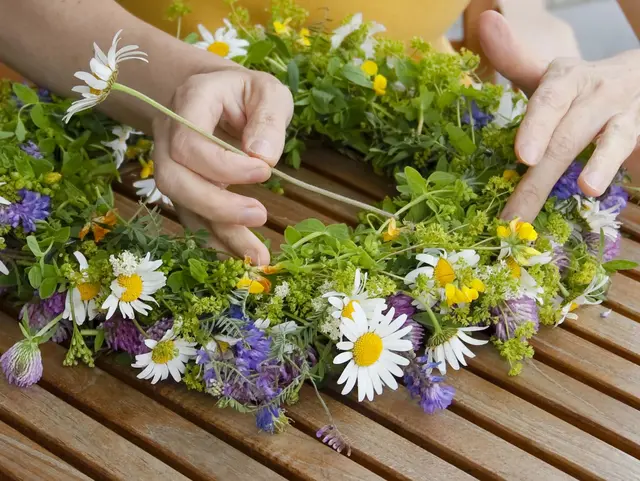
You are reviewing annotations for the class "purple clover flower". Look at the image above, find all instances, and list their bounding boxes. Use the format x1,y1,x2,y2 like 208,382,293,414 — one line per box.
1,339,43,387
404,358,455,414
20,141,43,159
491,297,539,341
316,424,352,456
21,292,71,344
462,101,493,129
386,293,424,351
0,189,50,233
103,316,173,355
584,231,621,262
551,161,583,200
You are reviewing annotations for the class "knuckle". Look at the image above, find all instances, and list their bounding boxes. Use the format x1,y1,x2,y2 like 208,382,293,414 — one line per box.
533,85,565,110
169,129,189,165
549,134,575,160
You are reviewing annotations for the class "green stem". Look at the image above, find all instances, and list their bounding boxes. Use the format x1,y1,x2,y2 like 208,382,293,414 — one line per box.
559,284,570,298
176,16,182,39
130,316,149,338
376,192,435,234
292,231,325,250
283,311,310,326
424,304,442,334
80,329,99,336
416,106,424,136
111,83,393,219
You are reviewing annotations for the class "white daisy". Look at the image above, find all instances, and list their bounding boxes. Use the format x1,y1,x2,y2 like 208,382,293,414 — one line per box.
323,269,387,321
133,178,173,206
505,258,544,303
426,325,488,374
0,260,8,276
101,125,141,169
575,196,621,240
493,90,527,127
194,21,250,59
62,251,101,325
132,329,197,384
360,21,386,58
333,303,413,401
331,13,363,50
102,251,167,319
0,182,11,206
64,30,147,123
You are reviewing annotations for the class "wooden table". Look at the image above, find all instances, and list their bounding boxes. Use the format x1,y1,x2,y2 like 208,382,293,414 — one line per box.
1,148,640,481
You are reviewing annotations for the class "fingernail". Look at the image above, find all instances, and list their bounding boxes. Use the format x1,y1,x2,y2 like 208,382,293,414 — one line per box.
248,139,275,160
518,143,540,165
580,171,604,196
239,205,267,225
249,165,271,183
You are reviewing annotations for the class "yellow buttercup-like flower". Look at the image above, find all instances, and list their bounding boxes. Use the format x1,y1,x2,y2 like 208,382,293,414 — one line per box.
497,219,538,242
140,159,154,179
361,60,378,77
237,274,271,294
297,28,311,47
373,75,387,96
503,170,519,181
382,218,400,242
274,18,292,36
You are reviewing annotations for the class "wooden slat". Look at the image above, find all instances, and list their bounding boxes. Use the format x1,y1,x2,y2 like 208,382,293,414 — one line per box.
530,327,640,410
618,237,640,279
0,314,283,481
0,421,92,481
448,369,640,480
607,273,640,321
97,358,386,481
289,385,474,481
0,374,189,480
620,203,640,239
468,345,640,457
326,384,573,481
561,304,640,365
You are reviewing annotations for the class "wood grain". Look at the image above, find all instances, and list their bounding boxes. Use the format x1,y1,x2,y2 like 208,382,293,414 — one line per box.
606,274,640,321
620,203,640,239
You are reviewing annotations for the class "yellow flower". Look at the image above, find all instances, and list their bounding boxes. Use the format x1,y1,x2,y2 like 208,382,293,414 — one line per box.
79,210,118,243
44,172,62,185
503,170,518,181
382,218,400,242
373,74,387,96
434,258,456,287
445,283,481,307
237,274,271,294
140,159,154,179
258,264,283,275
274,18,292,36
506,256,522,278
297,28,311,47
497,219,538,242
360,60,378,77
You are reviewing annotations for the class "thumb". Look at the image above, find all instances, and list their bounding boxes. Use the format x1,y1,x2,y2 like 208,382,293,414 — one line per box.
478,11,548,97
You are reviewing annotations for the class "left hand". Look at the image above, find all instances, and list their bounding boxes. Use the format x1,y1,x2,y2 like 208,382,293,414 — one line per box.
479,11,640,221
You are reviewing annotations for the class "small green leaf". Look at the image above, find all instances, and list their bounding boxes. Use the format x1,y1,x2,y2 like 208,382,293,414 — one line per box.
54,226,71,244
26,236,42,256
94,328,105,353
284,226,302,245
287,60,300,94
404,167,429,195
28,266,43,289
188,258,208,283
30,104,49,128
42,264,57,279
427,171,457,187
12,83,39,105
182,32,199,44
167,271,185,293
341,64,373,88
296,218,325,233
326,224,350,240
266,34,291,58
602,260,639,272
245,40,274,64
15,119,26,142
38,277,58,299
0,131,14,140
445,123,477,155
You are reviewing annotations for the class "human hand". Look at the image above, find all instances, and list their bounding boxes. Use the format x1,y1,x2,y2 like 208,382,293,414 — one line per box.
152,68,293,264
479,11,640,221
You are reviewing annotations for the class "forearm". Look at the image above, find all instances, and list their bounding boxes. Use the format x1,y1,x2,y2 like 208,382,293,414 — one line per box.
618,0,640,40
0,0,237,132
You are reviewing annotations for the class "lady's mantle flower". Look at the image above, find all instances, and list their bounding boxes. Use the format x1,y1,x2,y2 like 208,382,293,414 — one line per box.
575,196,621,241
405,249,485,309
497,219,551,266
62,251,101,325
0,189,50,233
333,303,413,401
194,21,249,59
132,329,197,383
324,268,386,321
133,178,173,206
64,30,148,122
101,125,141,169
102,251,166,319
20,141,43,159
404,358,455,414
1,339,43,387
426,325,488,374
491,297,539,341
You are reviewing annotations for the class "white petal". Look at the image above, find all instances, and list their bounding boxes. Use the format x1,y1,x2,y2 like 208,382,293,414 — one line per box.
333,351,353,365
443,342,460,370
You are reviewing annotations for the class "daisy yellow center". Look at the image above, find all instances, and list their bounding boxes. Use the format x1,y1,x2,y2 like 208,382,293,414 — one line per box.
352,332,383,367
208,41,230,57
77,282,100,301
117,274,143,302
342,300,358,319
151,340,177,364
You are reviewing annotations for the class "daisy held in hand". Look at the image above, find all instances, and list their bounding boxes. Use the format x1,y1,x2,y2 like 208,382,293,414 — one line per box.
63,30,392,218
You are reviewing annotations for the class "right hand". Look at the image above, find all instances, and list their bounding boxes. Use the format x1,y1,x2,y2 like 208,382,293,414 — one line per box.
152,68,293,265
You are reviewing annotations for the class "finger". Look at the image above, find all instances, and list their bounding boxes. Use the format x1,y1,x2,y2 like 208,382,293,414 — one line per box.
502,98,613,221
580,113,639,196
154,130,268,226
170,78,272,185
211,224,271,265
515,74,578,165
242,74,294,167
478,11,549,97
